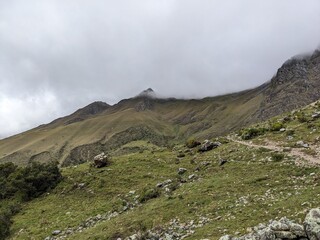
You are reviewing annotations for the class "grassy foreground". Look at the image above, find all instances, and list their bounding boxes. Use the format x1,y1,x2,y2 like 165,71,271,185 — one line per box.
8,139,320,239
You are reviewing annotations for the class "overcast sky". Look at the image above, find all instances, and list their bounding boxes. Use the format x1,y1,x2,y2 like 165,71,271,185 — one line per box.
0,0,320,138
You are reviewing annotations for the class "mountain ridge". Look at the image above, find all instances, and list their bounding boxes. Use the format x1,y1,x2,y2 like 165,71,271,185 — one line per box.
0,49,319,166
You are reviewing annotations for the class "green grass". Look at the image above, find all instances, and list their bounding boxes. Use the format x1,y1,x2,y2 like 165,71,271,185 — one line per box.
3,99,320,239
8,141,320,239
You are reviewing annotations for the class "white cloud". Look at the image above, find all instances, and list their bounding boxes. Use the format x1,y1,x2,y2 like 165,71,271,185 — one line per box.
0,0,320,137
0,91,60,138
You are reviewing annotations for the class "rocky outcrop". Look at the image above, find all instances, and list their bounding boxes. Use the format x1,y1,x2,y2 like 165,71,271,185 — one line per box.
258,49,320,120
304,208,320,239
135,98,154,111
220,208,320,240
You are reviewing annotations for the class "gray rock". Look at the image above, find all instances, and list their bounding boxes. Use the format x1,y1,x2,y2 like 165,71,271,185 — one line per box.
287,136,294,140
290,223,306,237
304,208,320,240
296,141,309,148
52,230,61,236
219,159,228,166
188,174,196,180
93,152,109,168
199,140,221,152
178,168,187,175
312,112,320,119
219,235,233,240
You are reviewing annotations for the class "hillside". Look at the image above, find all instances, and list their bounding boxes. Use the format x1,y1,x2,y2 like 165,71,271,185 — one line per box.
4,97,320,240
0,50,319,167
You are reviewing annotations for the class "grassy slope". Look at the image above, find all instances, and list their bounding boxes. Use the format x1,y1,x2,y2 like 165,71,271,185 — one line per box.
8,100,320,240
0,87,264,166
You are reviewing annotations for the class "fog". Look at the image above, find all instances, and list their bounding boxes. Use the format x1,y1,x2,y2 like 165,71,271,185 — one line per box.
1,0,320,138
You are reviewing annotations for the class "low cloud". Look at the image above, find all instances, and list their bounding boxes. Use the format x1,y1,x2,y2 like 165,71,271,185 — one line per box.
0,0,320,137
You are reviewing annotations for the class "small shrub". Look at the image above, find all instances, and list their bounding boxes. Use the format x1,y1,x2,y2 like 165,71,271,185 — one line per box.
0,162,61,238
167,181,180,192
0,210,12,240
257,147,271,153
286,129,295,136
271,152,285,162
296,112,308,123
241,128,267,140
185,138,201,148
270,122,284,131
139,188,160,203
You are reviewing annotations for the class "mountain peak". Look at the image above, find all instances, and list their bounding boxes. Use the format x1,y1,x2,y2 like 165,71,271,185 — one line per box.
137,88,156,98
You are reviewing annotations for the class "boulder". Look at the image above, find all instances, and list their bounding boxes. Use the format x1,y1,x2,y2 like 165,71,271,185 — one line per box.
304,208,320,240
199,140,221,152
93,152,109,168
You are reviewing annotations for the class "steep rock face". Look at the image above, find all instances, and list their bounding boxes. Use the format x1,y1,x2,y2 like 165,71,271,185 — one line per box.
258,50,320,119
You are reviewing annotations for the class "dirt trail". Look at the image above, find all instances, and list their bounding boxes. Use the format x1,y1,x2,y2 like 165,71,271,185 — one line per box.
228,137,320,166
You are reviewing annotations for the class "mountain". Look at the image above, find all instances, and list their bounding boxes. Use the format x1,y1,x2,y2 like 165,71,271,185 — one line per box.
0,49,319,166
5,96,320,240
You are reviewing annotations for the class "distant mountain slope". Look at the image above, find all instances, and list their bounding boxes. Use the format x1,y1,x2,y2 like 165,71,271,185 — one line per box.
44,101,111,127
0,49,319,166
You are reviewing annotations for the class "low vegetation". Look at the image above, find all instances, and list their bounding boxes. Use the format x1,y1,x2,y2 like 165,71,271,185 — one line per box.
2,101,320,239
0,162,61,239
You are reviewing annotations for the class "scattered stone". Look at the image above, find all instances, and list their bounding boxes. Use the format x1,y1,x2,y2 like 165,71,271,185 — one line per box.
52,230,61,236
312,112,320,119
126,217,211,240
287,136,294,141
219,159,228,166
178,168,187,175
279,128,286,132
296,141,309,148
156,179,172,188
201,161,211,166
198,140,221,152
220,209,320,240
188,174,196,180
